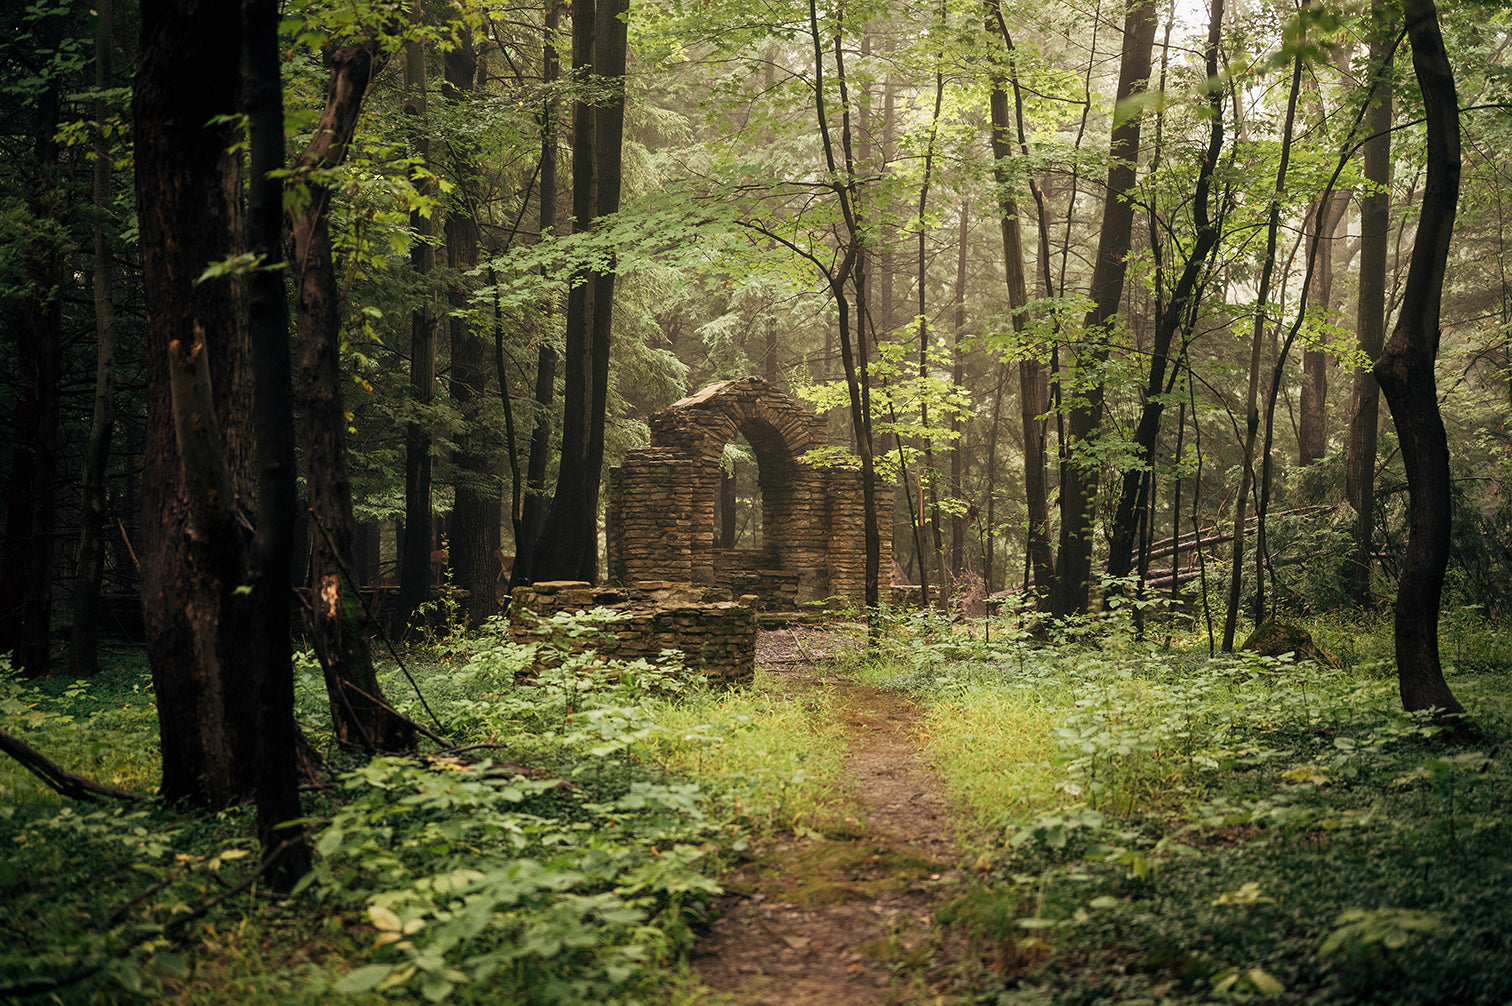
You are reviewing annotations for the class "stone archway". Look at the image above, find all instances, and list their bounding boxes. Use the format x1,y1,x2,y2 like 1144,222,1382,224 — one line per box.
606,377,888,608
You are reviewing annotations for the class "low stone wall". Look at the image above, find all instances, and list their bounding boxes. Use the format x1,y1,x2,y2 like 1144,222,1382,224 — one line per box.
508,580,758,688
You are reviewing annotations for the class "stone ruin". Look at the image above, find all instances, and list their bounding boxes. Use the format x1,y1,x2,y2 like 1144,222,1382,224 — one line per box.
508,580,757,688
507,379,889,689
606,377,891,611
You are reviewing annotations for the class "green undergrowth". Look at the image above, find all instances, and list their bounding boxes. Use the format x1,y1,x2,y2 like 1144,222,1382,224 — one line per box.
854,605,1512,1005
8,603,1511,1005
0,609,847,1005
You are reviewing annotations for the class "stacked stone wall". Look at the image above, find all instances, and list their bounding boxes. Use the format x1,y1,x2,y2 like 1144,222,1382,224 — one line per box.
508,580,756,688
606,449,701,585
605,377,891,611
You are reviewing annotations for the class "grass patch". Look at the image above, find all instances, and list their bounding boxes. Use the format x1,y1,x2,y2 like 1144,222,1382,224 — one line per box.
922,689,1063,830
634,670,854,836
0,656,159,811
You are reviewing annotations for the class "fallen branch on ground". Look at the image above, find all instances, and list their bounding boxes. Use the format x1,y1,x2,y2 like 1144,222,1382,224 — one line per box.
0,727,144,802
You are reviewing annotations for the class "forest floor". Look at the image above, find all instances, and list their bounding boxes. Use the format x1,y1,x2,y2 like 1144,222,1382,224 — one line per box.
691,626,976,1004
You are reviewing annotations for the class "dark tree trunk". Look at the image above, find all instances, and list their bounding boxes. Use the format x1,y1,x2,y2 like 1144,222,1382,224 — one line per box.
1348,24,1393,605
135,0,259,806
400,5,438,620
1223,41,1304,651
1054,0,1158,616
510,0,561,589
986,107,1050,592
243,0,309,886
69,0,119,679
532,0,628,582
986,11,1055,600
1106,0,1225,582
290,38,414,753
828,23,881,616
444,29,496,626
1373,0,1465,717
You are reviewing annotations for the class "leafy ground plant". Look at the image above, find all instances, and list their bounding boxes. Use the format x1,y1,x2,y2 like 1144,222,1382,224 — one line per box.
880,612,1512,1005
0,612,853,1005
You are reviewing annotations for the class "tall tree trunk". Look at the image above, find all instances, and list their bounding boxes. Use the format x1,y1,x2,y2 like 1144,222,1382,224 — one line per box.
444,28,495,625
290,36,414,752
69,0,119,678
1297,195,1348,464
1222,39,1304,650
880,77,898,342
243,0,309,885
1373,0,1464,717
400,4,438,620
1053,0,1158,616
510,0,562,588
1347,23,1393,605
987,6,1054,600
913,60,945,610
1106,0,1225,582
136,0,260,806
949,203,969,580
982,363,1009,593
836,20,881,616
532,0,629,582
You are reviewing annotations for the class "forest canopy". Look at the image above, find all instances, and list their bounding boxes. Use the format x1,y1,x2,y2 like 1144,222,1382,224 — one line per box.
2,0,1509,657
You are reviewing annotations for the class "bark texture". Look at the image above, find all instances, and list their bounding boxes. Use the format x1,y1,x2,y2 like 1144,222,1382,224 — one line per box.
1373,0,1465,717
532,0,629,582
1053,0,1158,616
290,39,414,752
135,0,258,805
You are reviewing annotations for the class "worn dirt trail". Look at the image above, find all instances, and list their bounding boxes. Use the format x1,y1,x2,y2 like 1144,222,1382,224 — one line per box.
691,627,969,1004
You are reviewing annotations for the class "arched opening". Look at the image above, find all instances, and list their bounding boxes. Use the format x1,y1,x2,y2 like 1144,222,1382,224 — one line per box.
714,436,762,550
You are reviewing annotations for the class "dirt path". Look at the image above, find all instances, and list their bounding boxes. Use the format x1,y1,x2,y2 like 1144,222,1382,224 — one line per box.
691,627,968,1004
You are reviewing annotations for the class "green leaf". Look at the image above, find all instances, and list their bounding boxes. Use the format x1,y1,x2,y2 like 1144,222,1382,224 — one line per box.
333,963,395,994
194,251,263,286
1248,967,1284,995
421,975,456,1002
368,905,402,932
315,826,345,856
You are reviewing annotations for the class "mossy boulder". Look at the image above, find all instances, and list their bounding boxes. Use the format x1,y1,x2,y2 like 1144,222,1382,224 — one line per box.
1240,618,1337,667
